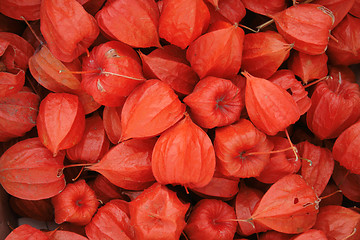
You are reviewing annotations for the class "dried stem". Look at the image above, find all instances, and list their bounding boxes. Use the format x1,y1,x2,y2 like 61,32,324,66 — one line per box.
304,75,330,89
320,189,342,200
285,129,299,162
256,19,274,32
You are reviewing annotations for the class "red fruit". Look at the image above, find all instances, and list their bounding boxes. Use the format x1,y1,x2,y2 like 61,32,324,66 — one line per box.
306,76,360,140
183,76,243,129
244,71,300,136
51,179,99,225
37,93,85,156
159,0,210,49
5,224,49,240
184,199,237,240
102,105,123,144
96,0,160,48
0,87,40,142
152,115,216,188
88,138,157,190
121,79,185,141
66,114,110,164
242,0,286,16
272,4,334,55
287,51,328,84
40,0,99,62
10,197,54,221
241,31,292,79
214,119,274,178
186,21,244,79
85,199,135,240
129,183,190,240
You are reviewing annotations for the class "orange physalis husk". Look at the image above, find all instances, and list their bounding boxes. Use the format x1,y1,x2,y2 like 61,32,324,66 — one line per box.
297,141,334,196
102,105,123,144
329,65,356,83
186,21,245,79
0,87,40,142
88,138,157,190
184,199,237,240
159,0,210,49
306,76,360,140
0,0,41,21
5,224,49,240
319,182,343,207
216,0,246,24
85,199,135,240
244,71,300,136
241,0,286,16
271,4,334,55
258,231,292,240
313,205,360,240
332,162,360,202
40,0,99,62
250,174,319,234
51,179,99,226
88,175,127,204
333,121,360,175
66,114,110,164
129,183,190,240
120,79,185,141
9,197,54,221
214,119,274,178
291,229,327,240
313,0,355,28
327,14,360,66
350,0,360,18
152,114,216,189
241,31,292,79
37,93,86,156
235,184,269,236
256,136,300,184
140,45,199,96
0,69,25,99
205,0,219,8
183,76,243,129
0,138,65,200
287,51,328,84
96,0,160,48
45,230,88,240
81,41,145,107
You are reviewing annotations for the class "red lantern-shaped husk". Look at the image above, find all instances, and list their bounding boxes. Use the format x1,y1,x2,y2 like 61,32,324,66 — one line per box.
40,0,99,62
85,199,134,240
241,31,292,79
208,0,246,25
5,224,49,240
256,136,300,184
313,205,360,240
214,119,274,178
333,121,360,175
259,231,292,240
88,138,157,190
67,114,110,164
45,230,88,240
0,138,65,200
313,0,355,28
251,174,319,234
96,0,160,48
0,87,40,142
350,0,360,18
152,114,216,189
10,197,54,221
272,4,334,55
121,79,185,141
306,76,360,140
51,179,99,226
140,45,199,96
159,0,210,49
287,51,328,84
186,21,244,79
0,69,25,99
88,175,127,204
241,0,286,16
332,162,360,202
319,182,343,207
327,14,360,65
235,184,269,236
0,0,41,21
244,71,300,136
81,41,145,107
37,93,86,156
291,229,327,240
102,105,123,144
297,141,334,196
183,76,243,129
129,183,190,240
329,65,356,83
184,199,237,240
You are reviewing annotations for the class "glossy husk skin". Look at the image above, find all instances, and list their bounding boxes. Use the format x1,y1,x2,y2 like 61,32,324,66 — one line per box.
152,115,216,189
102,106,122,144
0,138,65,200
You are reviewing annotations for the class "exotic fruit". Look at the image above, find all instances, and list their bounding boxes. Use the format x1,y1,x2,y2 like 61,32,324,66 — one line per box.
306,75,360,140
0,138,65,200
152,114,216,189
40,0,99,62
244,71,300,136
129,183,190,240
271,4,334,55
37,93,86,156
